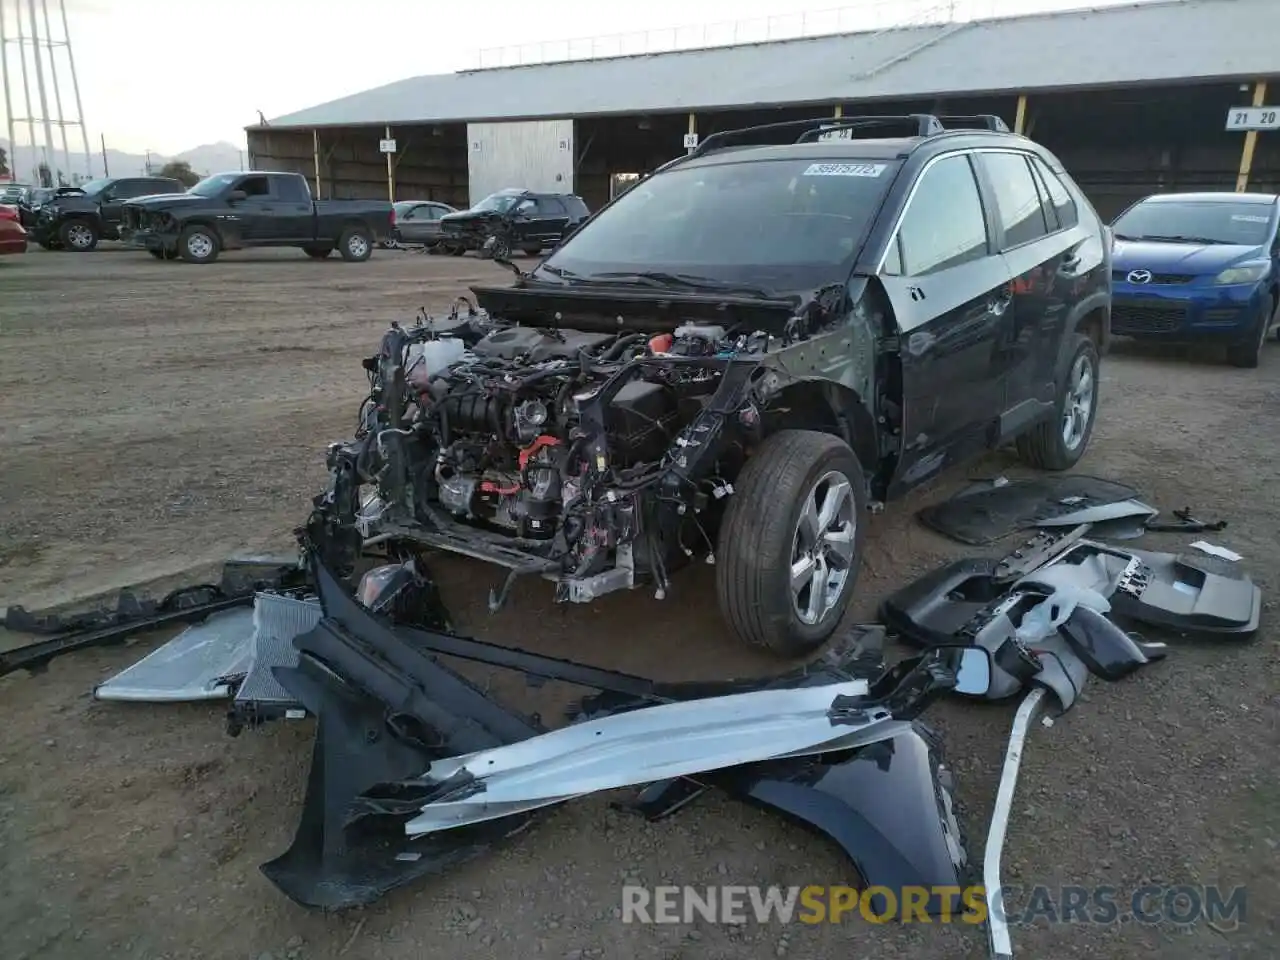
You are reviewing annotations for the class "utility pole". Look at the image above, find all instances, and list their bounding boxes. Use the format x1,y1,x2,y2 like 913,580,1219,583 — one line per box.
100,133,108,176
26,0,58,182
0,3,16,175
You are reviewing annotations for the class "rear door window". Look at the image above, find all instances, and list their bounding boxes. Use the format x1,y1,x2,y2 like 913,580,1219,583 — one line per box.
274,176,309,203
978,152,1051,249
1030,157,1078,230
537,197,567,216
887,153,990,277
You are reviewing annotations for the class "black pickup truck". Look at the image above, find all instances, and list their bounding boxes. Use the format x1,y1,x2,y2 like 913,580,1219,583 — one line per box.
29,176,187,251
118,171,394,264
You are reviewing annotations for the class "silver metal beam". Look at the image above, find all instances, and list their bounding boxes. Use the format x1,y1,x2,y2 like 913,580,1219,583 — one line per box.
15,2,37,179
57,0,90,177
0,3,16,173
39,0,71,182
26,0,57,181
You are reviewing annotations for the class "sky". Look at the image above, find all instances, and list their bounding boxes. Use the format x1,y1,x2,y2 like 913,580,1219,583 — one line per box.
0,0,1143,156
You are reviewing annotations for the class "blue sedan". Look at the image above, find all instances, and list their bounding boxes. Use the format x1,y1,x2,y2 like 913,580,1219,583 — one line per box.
1110,192,1280,367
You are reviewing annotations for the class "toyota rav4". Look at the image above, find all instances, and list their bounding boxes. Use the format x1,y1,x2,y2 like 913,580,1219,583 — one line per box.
308,114,1112,656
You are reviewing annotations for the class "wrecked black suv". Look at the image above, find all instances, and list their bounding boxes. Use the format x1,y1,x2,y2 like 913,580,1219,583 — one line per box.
309,114,1111,656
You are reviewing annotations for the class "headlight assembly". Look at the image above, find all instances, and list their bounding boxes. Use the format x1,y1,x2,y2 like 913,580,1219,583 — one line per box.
1214,262,1270,285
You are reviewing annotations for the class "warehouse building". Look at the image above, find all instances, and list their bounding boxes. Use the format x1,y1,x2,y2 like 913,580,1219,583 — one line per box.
246,0,1280,219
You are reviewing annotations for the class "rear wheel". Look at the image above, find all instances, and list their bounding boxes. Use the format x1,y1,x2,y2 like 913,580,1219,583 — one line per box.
178,224,220,263
59,219,98,252
1016,334,1099,470
1227,294,1272,368
716,430,867,656
338,226,373,262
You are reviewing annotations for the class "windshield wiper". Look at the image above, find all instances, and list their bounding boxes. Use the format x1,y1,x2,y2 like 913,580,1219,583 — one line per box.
1132,234,1230,245
586,271,774,299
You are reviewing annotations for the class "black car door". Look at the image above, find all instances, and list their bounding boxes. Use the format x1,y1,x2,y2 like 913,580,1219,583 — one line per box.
972,150,1082,435
97,179,136,232
878,151,1016,493
533,196,571,242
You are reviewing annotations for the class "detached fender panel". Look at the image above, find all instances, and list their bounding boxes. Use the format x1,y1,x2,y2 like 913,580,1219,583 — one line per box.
712,724,966,918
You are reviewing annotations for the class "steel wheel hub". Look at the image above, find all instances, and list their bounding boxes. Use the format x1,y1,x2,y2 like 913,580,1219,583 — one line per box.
187,233,213,259
790,470,856,626
68,224,92,248
1061,354,1095,451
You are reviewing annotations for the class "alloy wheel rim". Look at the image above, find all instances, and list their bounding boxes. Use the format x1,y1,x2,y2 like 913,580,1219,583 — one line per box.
1061,354,1095,451
68,224,92,248
790,470,857,626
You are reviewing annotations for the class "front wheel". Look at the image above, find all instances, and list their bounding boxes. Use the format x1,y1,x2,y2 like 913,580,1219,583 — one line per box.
59,219,98,252
338,226,373,262
178,225,220,263
1226,294,1272,368
1016,333,1099,470
716,430,867,656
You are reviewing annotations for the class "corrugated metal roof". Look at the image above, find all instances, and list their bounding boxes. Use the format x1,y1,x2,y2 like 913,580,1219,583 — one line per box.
264,0,1279,129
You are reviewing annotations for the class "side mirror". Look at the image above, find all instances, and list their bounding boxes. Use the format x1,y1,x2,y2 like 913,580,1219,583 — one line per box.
952,647,993,697
227,189,247,202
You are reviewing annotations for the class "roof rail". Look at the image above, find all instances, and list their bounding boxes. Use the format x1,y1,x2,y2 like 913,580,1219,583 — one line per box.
936,114,1011,132
690,114,943,157
795,115,944,143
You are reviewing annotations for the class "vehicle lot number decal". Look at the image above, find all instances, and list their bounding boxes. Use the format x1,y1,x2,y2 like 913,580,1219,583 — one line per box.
1231,214,1269,223
802,162,887,178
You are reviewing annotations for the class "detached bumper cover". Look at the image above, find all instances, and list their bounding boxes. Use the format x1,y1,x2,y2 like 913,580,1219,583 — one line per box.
263,554,968,911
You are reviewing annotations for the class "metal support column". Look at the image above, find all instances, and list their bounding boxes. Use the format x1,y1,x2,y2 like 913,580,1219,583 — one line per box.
834,103,843,118
39,0,72,181
1236,80,1269,192
312,129,322,198
16,4,36,179
1014,95,1028,135
385,125,395,201
26,0,57,180
57,0,91,176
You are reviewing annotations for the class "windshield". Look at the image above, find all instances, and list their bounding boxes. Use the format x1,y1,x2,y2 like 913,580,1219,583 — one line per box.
187,174,239,198
77,178,112,198
540,157,899,294
1113,200,1274,246
472,192,522,214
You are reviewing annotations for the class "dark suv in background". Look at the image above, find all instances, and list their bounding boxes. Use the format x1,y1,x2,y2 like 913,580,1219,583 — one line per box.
31,175,185,251
439,188,591,257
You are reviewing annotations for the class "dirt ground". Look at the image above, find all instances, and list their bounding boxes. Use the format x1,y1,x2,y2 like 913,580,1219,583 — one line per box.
1,245,1277,960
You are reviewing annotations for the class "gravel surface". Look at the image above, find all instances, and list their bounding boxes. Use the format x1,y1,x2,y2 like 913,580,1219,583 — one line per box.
1,246,1277,960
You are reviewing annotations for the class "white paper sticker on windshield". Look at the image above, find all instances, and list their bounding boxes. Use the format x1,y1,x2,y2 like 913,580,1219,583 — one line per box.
802,162,887,178
1231,214,1269,223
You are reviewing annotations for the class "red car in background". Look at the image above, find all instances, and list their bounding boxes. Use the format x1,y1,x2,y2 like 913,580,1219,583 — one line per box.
0,204,28,255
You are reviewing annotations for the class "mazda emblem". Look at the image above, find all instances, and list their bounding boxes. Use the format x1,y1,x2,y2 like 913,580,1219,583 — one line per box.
1127,269,1153,284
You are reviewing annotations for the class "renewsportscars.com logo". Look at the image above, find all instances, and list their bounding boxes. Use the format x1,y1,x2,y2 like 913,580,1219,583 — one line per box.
621,884,1248,928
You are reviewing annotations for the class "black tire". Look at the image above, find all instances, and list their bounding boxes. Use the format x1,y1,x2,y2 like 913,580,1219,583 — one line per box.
178,224,220,263
37,239,54,250
148,248,177,261
338,226,373,262
448,242,466,256
303,245,333,259
1226,294,1272,368
1016,333,1100,471
58,219,98,252
716,430,867,656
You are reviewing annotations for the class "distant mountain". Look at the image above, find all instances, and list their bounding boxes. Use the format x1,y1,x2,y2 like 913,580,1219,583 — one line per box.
0,138,246,184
